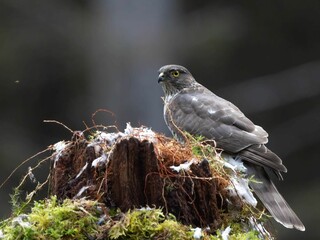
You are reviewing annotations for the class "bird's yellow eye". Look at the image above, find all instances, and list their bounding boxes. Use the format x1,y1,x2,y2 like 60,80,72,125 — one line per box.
171,70,180,78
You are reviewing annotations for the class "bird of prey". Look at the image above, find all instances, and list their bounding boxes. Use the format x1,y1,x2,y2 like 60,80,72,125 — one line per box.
158,64,305,231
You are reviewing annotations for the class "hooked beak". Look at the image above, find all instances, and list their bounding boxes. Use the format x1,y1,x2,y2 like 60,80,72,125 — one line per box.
158,72,165,83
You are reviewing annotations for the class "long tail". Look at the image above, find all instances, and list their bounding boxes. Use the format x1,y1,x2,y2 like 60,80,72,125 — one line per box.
246,164,305,231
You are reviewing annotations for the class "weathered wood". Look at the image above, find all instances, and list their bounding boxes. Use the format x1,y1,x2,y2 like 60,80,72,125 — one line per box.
50,135,222,228
106,138,163,209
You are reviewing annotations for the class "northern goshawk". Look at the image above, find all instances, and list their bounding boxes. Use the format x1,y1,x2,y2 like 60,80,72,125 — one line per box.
158,64,305,231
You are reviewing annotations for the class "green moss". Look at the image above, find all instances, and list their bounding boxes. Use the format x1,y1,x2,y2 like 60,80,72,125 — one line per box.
0,196,266,240
9,187,30,217
1,196,98,240
185,133,225,173
209,225,260,240
108,208,194,240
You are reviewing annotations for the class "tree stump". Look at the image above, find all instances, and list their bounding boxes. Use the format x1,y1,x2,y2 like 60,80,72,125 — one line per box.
50,131,223,229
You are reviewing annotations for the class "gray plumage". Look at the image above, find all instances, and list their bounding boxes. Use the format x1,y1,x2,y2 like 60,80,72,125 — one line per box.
158,64,305,231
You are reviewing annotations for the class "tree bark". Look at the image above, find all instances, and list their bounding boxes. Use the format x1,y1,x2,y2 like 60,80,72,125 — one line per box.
50,135,222,228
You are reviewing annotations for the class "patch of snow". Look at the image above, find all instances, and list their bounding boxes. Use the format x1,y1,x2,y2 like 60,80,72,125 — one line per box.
221,226,231,240
223,155,247,173
92,153,108,168
12,214,31,228
93,144,102,156
138,206,152,211
53,141,67,152
53,141,69,167
227,175,257,207
76,162,88,179
249,217,273,239
88,131,124,147
124,122,134,135
88,123,156,149
192,227,202,239
223,155,257,206
124,122,156,142
74,186,90,198
28,166,36,183
170,159,195,173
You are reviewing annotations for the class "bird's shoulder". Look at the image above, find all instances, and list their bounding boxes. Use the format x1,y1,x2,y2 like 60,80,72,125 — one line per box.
169,85,239,112
168,85,265,135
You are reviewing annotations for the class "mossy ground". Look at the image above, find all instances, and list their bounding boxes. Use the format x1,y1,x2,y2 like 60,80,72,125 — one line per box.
0,196,261,240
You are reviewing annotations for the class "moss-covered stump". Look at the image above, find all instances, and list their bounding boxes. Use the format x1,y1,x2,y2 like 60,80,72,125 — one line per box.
50,128,223,229
1,124,272,239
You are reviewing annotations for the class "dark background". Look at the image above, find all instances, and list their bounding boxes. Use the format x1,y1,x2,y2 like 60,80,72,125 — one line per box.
0,1,319,239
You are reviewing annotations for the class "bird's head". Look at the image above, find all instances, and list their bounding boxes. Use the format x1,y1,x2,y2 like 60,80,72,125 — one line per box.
158,65,198,98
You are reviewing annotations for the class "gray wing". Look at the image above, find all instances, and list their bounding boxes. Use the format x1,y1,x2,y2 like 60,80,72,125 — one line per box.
165,86,286,173
166,86,268,152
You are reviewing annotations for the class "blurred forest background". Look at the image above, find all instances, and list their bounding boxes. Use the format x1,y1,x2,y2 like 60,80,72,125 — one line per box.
0,1,319,239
